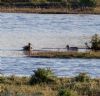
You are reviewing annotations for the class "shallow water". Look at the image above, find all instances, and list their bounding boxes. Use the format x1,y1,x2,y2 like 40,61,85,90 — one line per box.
0,13,100,77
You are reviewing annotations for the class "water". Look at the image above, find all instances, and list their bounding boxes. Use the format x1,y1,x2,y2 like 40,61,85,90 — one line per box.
0,57,100,78
0,13,100,49
0,13,100,77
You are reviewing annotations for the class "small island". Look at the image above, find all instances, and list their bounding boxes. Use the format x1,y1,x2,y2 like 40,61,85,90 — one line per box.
23,34,100,59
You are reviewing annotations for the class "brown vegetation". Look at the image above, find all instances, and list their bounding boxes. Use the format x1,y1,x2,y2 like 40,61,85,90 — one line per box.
0,69,100,96
30,51,100,58
0,0,99,14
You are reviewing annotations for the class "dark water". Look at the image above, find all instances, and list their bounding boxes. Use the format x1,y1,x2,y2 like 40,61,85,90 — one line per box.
0,13,100,77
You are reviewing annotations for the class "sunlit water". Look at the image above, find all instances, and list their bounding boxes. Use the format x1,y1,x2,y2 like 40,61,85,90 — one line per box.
0,13,100,49
0,57,100,78
0,13,100,77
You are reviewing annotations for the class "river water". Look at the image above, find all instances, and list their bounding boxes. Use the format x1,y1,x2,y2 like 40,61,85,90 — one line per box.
0,13,100,77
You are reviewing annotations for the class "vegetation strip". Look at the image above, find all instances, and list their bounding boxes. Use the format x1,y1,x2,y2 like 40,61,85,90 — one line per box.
0,0,100,14
29,51,100,59
0,68,100,96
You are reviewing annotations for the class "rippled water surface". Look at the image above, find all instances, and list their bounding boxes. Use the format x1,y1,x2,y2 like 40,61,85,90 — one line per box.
0,13,100,49
0,13,100,77
0,57,100,77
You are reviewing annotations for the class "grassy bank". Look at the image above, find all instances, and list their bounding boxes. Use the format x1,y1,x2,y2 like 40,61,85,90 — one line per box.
30,51,100,59
0,0,99,14
0,6,100,14
0,7,67,14
0,68,100,96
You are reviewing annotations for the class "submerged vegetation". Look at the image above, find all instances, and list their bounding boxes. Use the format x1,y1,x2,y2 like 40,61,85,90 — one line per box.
0,68,100,96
